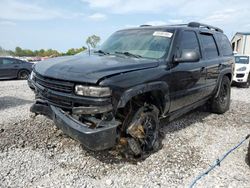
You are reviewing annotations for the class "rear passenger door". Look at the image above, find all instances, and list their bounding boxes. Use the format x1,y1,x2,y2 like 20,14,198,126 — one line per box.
198,33,220,95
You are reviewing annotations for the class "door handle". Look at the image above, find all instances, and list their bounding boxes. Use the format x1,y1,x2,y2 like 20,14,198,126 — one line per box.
14,65,19,68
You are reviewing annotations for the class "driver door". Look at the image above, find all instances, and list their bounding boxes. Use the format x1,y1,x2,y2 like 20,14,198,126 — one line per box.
169,30,207,112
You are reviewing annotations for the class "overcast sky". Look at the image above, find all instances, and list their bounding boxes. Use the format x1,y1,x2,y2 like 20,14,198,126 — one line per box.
0,0,250,51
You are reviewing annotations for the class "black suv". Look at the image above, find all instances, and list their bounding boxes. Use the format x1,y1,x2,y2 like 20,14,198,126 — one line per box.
28,22,234,157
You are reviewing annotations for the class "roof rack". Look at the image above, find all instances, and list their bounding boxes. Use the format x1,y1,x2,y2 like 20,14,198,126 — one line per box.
188,22,223,33
139,24,152,27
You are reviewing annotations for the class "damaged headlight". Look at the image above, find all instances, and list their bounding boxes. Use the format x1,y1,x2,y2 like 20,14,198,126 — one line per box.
237,66,247,71
75,85,111,97
30,71,35,80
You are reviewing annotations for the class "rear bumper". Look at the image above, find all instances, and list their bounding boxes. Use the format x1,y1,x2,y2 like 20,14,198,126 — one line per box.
30,101,120,151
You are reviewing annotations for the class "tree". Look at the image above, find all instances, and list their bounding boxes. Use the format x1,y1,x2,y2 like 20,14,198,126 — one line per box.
15,47,22,56
86,35,101,54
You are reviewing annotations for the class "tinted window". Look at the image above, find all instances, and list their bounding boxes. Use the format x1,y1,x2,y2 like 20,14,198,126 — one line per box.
179,31,200,54
2,59,16,65
216,34,233,56
199,34,219,59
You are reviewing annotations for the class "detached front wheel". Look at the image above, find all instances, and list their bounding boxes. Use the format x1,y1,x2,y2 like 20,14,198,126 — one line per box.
126,105,162,157
210,76,231,114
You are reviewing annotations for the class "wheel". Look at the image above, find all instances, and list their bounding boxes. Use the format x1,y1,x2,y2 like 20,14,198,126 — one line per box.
125,105,162,157
18,70,29,80
242,74,250,88
210,76,231,114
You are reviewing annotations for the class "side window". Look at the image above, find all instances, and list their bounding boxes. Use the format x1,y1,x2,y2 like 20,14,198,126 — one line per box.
2,59,16,65
0,58,3,65
199,34,219,59
216,34,233,56
179,31,200,55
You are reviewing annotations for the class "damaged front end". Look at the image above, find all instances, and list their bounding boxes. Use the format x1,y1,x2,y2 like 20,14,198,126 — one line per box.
29,72,121,151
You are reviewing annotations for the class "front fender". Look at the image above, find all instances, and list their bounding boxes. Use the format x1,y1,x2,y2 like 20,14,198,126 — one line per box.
116,81,170,114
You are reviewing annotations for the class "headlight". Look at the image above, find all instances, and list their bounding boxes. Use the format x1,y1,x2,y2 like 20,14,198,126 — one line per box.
237,66,247,71
30,71,35,80
75,85,111,97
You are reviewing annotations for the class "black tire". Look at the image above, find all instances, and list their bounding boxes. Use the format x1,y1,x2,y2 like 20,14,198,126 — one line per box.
18,70,29,80
242,74,250,88
126,105,162,157
211,76,231,114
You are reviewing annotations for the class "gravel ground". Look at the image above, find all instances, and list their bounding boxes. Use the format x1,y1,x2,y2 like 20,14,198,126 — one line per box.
0,80,249,188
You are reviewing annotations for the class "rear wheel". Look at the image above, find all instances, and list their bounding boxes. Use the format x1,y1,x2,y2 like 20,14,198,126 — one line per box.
125,105,162,157
210,76,231,114
18,70,29,80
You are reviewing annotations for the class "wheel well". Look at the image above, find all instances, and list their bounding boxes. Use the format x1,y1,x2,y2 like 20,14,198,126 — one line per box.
225,73,232,81
117,90,165,117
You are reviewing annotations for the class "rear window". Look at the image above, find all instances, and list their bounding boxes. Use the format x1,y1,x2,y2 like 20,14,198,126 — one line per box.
216,33,233,56
199,34,219,59
235,56,249,64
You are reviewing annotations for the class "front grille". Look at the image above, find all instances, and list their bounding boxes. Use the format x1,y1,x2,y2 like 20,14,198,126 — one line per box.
236,74,245,78
34,73,74,93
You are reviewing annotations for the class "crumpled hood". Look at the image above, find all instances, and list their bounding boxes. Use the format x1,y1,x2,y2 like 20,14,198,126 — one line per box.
34,53,159,84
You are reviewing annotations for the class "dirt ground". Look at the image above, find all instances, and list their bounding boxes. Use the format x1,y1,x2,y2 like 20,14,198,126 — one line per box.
0,80,249,188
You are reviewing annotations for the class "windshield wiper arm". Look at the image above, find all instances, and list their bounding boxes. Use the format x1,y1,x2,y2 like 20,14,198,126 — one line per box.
115,51,142,58
93,50,110,55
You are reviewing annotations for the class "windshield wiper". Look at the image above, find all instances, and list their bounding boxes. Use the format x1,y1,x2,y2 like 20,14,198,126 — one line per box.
93,50,110,55
115,51,142,58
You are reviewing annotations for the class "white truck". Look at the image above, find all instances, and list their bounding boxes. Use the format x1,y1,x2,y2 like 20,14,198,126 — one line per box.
233,55,250,87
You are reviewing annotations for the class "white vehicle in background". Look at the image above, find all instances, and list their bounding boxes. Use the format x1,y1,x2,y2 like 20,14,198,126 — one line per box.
233,55,250,88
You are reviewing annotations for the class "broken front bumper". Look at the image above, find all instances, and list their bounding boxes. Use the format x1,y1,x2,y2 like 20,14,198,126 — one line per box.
30,101,120,151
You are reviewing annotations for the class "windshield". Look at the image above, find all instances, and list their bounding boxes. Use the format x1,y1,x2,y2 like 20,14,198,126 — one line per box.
100,29,174,59
235,56,249,64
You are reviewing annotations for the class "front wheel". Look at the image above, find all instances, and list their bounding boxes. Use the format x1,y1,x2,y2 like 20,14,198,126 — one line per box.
18,70,29,80
210,76,231,114
242,74,250,88
126,105,162,157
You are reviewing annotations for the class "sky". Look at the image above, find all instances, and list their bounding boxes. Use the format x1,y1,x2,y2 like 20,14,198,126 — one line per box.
0,0,250,52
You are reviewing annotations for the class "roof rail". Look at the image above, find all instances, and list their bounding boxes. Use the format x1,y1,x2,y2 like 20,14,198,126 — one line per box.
188,22,223,33
139,24,152,27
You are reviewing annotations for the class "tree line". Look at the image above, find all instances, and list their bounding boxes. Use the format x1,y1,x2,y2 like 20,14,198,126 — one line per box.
0,46,87,57
0,35,101,57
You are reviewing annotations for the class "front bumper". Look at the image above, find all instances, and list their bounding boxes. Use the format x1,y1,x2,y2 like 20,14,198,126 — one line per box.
233,72,249,83
30,100,120,150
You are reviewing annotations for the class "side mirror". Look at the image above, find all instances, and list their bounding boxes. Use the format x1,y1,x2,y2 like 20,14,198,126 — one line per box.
174,50,200,63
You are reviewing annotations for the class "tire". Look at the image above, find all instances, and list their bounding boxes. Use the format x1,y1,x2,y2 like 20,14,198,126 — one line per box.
17,70,29,80
242,74,250,88
125,105,162,157
211,76,231,114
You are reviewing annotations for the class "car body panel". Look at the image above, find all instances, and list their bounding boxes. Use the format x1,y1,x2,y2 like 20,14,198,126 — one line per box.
34,53,159,84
